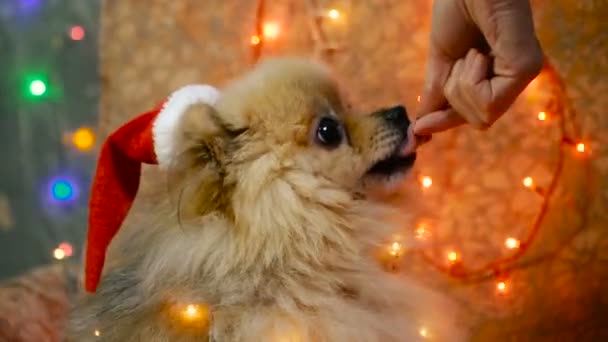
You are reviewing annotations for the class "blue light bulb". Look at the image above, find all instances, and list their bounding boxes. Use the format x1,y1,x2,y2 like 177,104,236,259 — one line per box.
51,180,74,201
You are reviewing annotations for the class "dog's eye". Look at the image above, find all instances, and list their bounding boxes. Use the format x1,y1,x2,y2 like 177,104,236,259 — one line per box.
316,117,342,148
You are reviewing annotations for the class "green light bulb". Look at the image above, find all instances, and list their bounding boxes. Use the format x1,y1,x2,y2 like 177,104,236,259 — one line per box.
29,80,47,96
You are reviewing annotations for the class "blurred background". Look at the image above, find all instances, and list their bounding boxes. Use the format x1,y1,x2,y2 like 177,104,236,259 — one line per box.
0,0,100,281
0,0,607,341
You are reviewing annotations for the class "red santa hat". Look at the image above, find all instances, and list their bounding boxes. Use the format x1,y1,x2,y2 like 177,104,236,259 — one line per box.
85,84,220,292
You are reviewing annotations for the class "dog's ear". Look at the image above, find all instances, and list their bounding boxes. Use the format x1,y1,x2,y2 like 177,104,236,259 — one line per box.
169,103,237,219
173,102,229,168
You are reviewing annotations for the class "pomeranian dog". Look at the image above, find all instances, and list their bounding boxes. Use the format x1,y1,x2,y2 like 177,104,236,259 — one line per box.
69,58,464,341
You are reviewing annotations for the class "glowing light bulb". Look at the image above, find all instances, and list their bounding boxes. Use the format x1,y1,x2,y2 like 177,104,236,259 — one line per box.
447,251,459,263
576,143,585,153
72,127,96,151
53,248,66,260
496,281,507,293
51,180,74,201
184,304,198,318
522,177,534,188
94,330,100,337
327,9,340,19
70,26,85,41
48,177,79,204
415,223,430,240
416,95,421,103
419,327,429,338
58,242,74,257
389,242,402,256
421,176,433,188
262,22,280,40
251,35,261,45
537,111,547,121
29,80,47,96
178,303,210,327
505,237,520,249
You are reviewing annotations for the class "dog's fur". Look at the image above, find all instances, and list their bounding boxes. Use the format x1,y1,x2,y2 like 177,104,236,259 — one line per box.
69,58,464,341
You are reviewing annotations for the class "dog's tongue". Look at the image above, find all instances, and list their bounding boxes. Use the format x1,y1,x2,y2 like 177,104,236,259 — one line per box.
399,123,430,156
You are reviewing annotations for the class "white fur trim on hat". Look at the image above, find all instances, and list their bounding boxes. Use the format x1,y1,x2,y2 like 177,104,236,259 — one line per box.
152,84,220,167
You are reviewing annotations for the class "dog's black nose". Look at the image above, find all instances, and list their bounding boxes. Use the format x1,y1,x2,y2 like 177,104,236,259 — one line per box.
382,105,410,131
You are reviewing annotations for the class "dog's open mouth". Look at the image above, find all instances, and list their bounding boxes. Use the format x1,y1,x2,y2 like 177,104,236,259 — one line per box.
363,124,419,184
366,152,416,176
365,127,418,178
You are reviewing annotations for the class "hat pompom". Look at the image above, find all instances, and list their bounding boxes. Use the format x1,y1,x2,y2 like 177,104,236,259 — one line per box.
153,85,220,168
84,84,220,292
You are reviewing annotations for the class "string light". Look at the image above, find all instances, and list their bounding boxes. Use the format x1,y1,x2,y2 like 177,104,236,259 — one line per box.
415,223,430,240
53,248,66,260
576,142,585,153
496,281,508,294
419,326,429,338
70,25,85,41
53,242,74,260
29,79,47,96
167,302,211,330
416,95,421,103
262,22,280,40
389,241,402,257
447,251,459,263
411,61,591,287
72,127,96,151
51,180,74,201
537,111,547,121
179,303,210,325
58,242,74,257
251,35,261,45
522,176,534,188
504,237,520,249
94,330,100,337
327,9,340,19
562,137,590,154
421,176,433,188
184,304,198,318
47,177,79,204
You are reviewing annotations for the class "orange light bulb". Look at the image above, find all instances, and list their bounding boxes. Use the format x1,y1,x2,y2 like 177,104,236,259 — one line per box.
576,143,585,153
537,111,547,121
505,237,520,249
72,127,96,151
327,9,340,19
251,35,261,45
184,304,199,318
523,177,534,188
447,251,459,263
389,242,402,256
262,22,280,40
421,176,433,188
415,223,430,240
496,281,507,293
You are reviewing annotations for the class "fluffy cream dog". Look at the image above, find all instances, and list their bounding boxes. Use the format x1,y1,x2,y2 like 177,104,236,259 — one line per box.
69,58,464,341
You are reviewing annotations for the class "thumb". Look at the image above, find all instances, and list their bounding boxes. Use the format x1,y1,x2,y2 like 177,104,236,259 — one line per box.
416,49,453,118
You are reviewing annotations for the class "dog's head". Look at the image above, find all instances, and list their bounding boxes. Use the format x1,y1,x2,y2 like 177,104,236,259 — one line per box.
171,58,416,223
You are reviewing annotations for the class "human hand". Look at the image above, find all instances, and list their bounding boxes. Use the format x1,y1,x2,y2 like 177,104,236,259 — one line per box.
414,0,544,136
